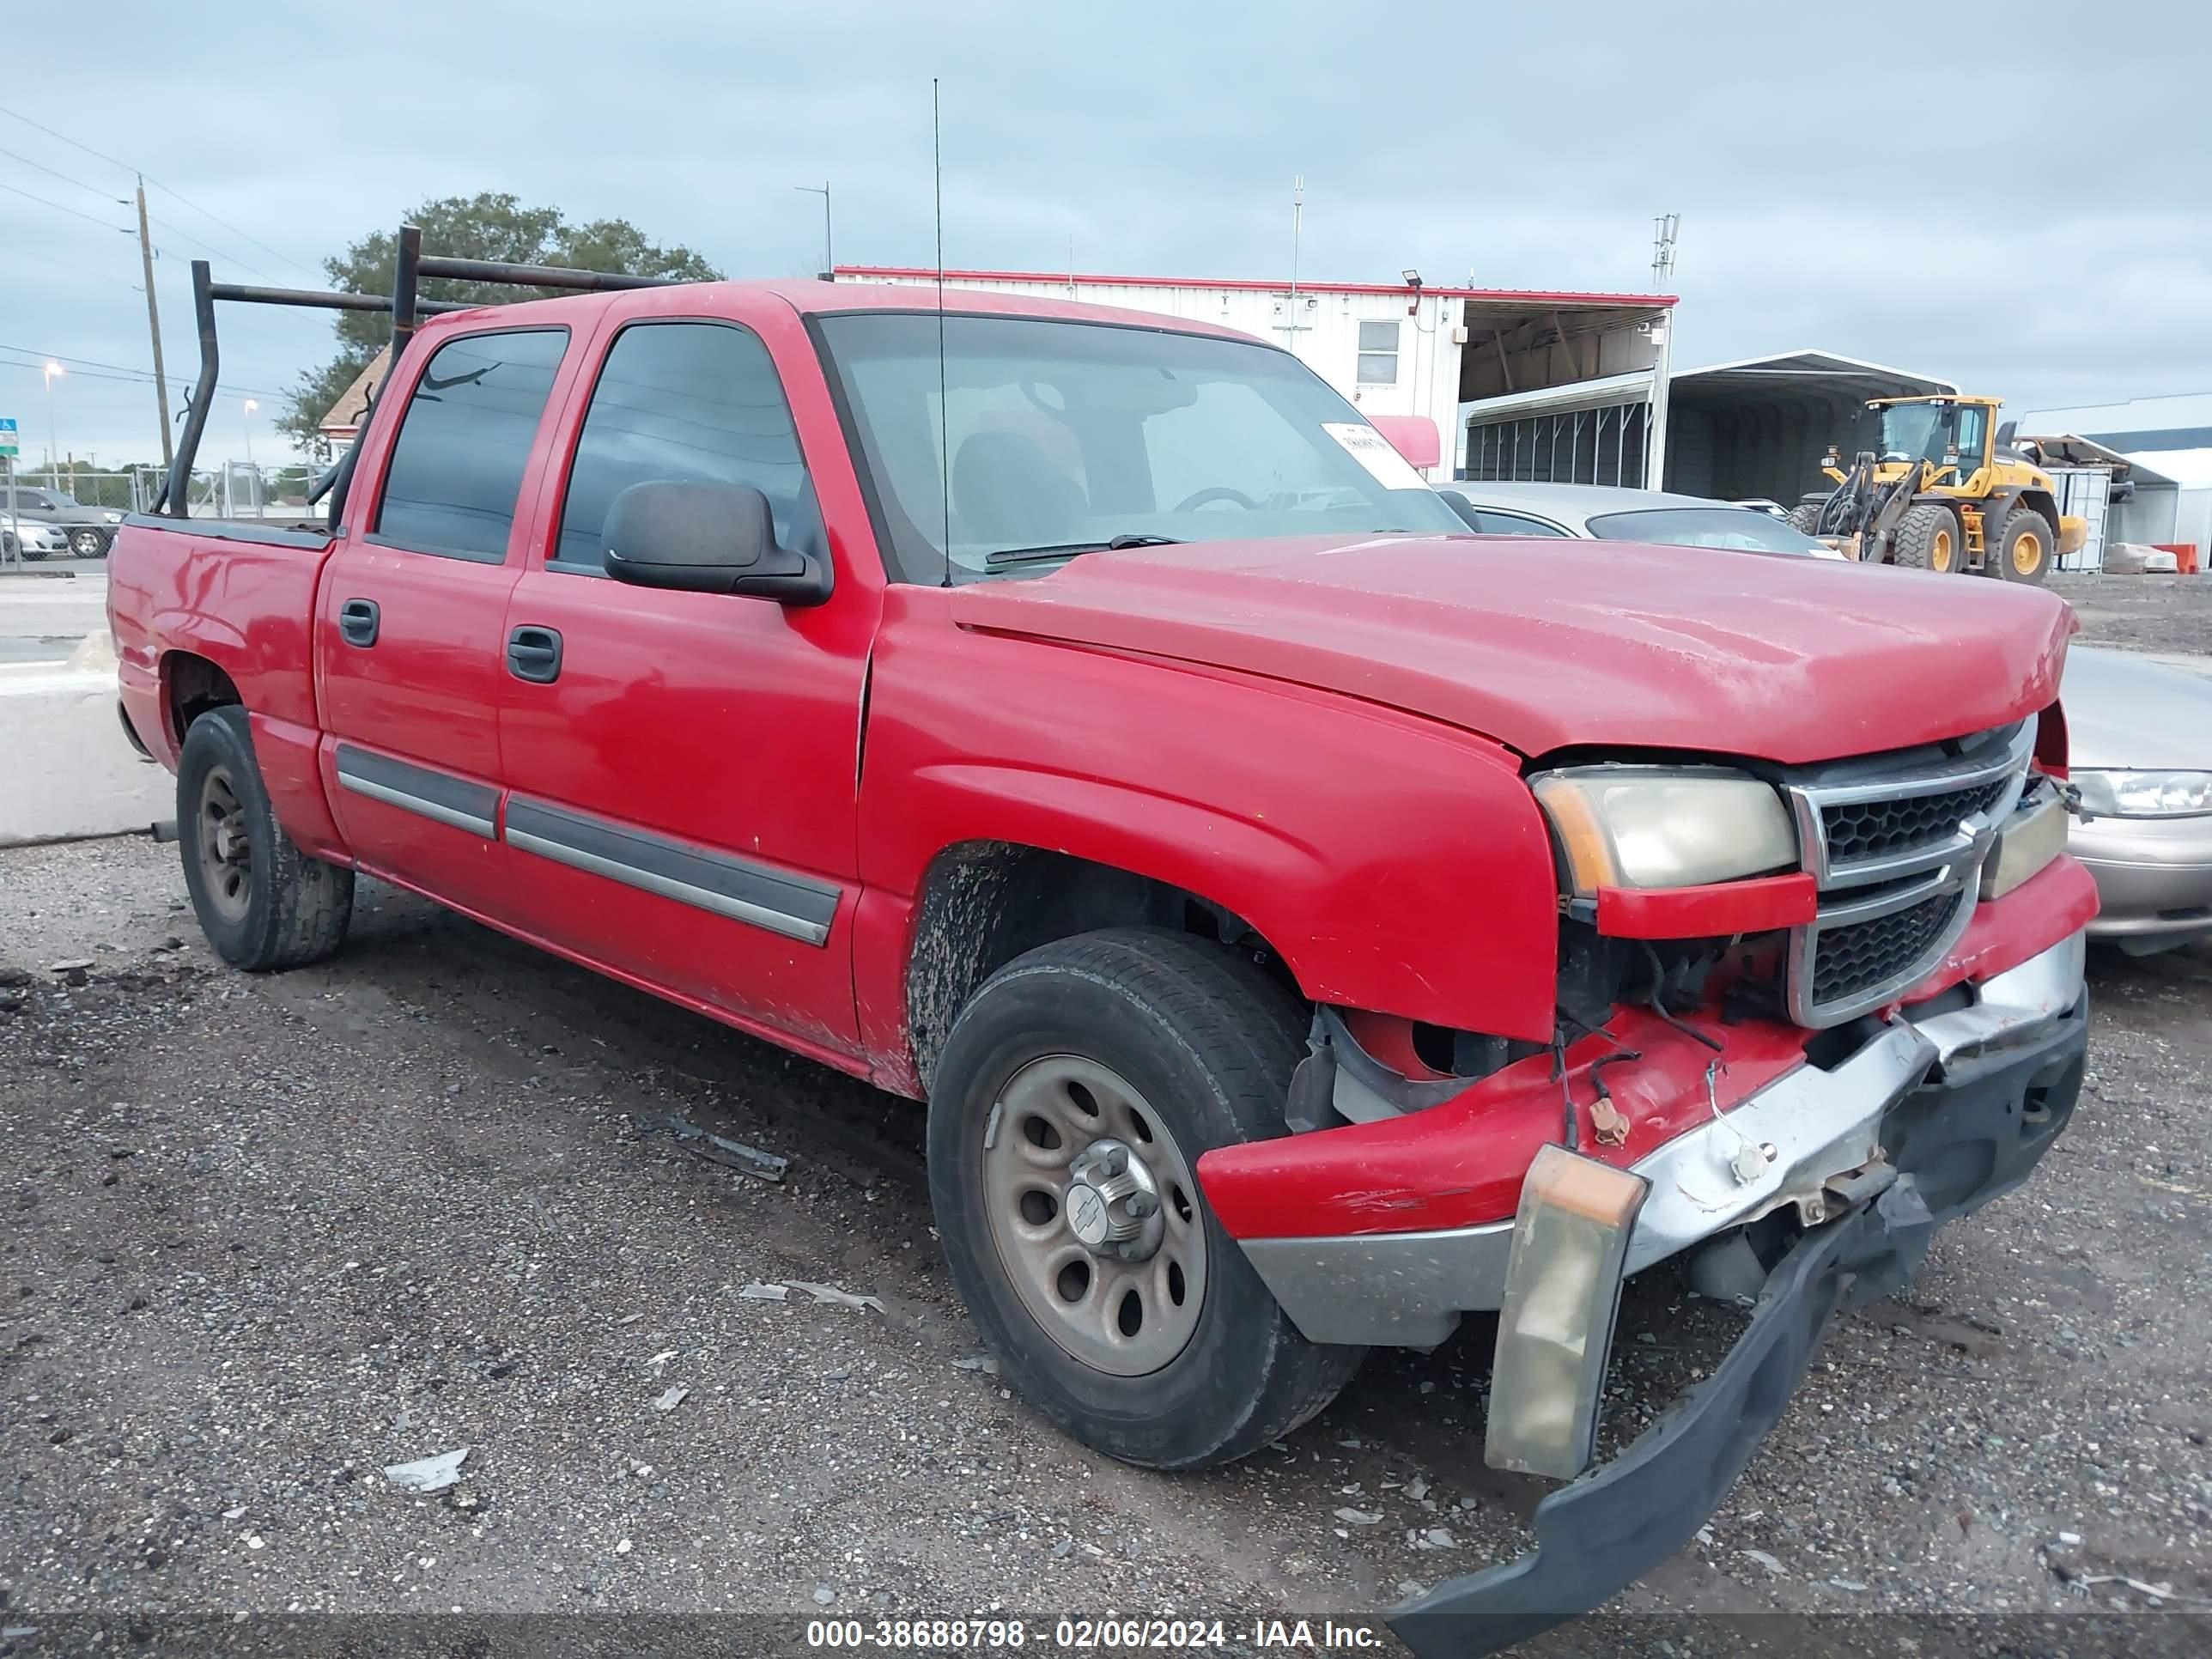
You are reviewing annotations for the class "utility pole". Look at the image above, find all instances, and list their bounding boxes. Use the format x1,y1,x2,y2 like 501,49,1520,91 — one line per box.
795,182,832,280
136,179,174,470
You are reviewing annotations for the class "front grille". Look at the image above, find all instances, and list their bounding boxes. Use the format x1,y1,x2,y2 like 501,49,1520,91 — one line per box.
1784,723,2033,1025
1810,889,1966,1007
1820,778,2010,866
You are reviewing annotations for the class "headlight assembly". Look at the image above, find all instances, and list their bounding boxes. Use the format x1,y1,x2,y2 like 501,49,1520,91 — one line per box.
1531,766,1799,896
2071,769,2212,819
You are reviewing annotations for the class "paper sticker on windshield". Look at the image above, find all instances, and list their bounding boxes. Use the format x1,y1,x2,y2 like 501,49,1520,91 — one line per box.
1322,422,1429,490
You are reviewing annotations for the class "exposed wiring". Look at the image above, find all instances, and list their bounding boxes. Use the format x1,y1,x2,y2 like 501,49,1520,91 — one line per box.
1639,941,1725,1053
1548,1027,1578,1152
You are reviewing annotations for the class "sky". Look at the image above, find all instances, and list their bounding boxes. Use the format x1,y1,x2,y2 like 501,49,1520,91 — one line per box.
3,0,2207,474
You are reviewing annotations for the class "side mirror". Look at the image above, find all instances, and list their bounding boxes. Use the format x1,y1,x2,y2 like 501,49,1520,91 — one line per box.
1439,489,1485,531
602,480,832,605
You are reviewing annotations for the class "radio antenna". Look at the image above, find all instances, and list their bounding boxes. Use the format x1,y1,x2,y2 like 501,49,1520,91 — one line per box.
934,77,951,588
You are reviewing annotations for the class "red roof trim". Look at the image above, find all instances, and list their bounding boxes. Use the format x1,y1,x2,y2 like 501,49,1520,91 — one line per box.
834,264,1677,308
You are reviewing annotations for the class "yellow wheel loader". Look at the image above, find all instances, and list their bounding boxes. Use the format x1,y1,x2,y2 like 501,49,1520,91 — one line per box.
1789,395,2087,584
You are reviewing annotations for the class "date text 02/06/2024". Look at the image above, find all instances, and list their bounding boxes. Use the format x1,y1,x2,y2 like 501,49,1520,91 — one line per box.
804,1618,1385,1650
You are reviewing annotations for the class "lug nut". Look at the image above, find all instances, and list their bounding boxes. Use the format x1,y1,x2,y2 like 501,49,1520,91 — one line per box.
1125,1194,1155,1219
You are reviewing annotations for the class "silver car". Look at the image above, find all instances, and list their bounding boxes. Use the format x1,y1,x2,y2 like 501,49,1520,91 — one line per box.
1444,481,2212,955
2058,648,2212,954
1440,481,1848,556
3,521,71,561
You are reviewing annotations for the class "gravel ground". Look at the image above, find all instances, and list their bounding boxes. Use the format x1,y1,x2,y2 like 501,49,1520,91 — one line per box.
2053,572,2212,658
3,579,2210,1655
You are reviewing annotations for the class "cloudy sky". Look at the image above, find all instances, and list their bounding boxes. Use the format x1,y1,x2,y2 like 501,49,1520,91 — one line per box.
3,0,2206,471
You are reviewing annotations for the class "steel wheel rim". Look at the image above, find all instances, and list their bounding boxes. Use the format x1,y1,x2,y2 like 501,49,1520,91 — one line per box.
197,765,252,923
70,530,100,556
980,1054,1207,1376
2013,529,2042,574
1933,529,1954,571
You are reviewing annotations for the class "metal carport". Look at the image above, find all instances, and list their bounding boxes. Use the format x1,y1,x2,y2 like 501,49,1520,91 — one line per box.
1460,349,1954,503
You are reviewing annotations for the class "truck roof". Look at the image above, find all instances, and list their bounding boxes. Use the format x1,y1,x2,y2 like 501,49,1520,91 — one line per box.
414,277,1263,346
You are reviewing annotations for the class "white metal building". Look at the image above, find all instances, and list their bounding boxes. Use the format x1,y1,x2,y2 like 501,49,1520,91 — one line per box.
834,265,1678,484
2016,391,2212,556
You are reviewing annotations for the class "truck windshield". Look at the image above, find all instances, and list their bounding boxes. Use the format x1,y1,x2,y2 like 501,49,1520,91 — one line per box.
814,312,1465,582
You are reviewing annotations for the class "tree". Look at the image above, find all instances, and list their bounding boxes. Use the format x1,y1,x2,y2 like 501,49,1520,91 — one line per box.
276,193,720,448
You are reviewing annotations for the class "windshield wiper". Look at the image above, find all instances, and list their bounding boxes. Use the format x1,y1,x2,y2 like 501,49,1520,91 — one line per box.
984,533,1184,568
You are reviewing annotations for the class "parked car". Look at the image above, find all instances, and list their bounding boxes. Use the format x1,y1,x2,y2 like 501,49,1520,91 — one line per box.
1445,480,2211,953
112,271,2094,1655
2,520,71,562
4,484,125,557
1442,479,1847,556
2059,647,2212,955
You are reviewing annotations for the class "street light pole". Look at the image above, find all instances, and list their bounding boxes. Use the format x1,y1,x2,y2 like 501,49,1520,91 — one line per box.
795,182,832,280
41,362,63,490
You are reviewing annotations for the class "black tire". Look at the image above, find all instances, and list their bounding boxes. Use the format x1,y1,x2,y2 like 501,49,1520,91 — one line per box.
927,927,1365,1469
1891,502,1964,573
1786,503,1825,538
68,527,108,559
176,706,354,970
1988,506,2054,584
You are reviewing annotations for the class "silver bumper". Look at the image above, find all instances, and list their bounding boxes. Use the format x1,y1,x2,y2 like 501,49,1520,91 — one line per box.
1239,933,2087,1348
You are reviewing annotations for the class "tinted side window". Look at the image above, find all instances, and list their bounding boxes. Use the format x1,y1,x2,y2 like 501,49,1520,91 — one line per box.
374,329,568,561
553,321,824,574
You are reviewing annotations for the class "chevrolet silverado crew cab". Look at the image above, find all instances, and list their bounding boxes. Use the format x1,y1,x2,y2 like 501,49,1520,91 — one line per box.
110,241,2095,1655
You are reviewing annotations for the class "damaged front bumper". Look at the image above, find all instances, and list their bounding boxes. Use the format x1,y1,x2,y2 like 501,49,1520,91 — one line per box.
1384,951,2088,1659
1237,933,2087,1348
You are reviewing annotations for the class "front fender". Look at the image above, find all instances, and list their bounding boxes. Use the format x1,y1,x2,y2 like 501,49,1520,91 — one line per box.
855,589,1563,1066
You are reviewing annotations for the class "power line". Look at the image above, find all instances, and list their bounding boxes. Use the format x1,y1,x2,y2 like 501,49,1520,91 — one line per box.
1,244,141,291
0,102,321,282
0,142,122,205
0,345,289,403
0,176,130,233
143,210,279,281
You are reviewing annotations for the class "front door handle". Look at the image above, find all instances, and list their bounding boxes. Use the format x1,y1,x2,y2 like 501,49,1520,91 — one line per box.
337,598,380,647
507,624,563,684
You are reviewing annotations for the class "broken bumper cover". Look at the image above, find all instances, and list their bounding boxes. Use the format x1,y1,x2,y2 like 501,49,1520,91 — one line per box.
1385,977,2088,1659
1237,932,2087,1347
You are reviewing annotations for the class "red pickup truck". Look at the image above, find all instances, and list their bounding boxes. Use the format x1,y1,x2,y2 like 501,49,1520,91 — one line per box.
110,250,2095,1651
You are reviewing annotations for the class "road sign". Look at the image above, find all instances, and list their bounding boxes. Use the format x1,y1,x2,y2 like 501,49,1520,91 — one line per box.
0,417,17,459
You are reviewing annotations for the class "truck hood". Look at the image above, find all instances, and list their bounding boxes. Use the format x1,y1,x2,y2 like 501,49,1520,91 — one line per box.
948,533,2074,764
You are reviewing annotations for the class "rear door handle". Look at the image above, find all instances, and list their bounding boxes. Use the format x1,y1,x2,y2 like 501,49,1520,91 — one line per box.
506,624,563,684
337,598,380,647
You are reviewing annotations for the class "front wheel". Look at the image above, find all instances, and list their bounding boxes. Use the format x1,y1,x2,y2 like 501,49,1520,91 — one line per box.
1988,507,2054,584
1892,502,1965,573
177,706,355,969
927,927,1364,1469
68,527,108,558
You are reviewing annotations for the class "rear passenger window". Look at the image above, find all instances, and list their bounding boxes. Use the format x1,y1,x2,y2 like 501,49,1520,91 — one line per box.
552,321,825,574
373,328,568,561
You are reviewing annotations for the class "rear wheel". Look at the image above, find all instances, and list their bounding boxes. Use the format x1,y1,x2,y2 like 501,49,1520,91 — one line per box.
927,927,1364,1469
1892,502,1965,573
177,706,354,970
1988,507,2054,584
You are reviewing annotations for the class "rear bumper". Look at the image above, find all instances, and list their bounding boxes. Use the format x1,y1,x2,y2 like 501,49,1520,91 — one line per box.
1388,982,2087,1658
1239,932,2086,1347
